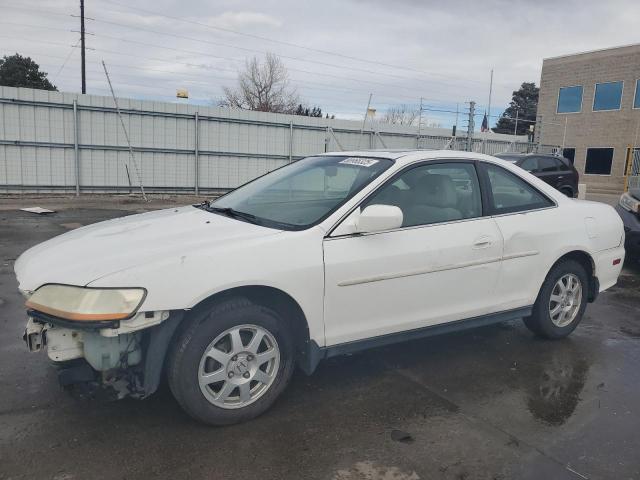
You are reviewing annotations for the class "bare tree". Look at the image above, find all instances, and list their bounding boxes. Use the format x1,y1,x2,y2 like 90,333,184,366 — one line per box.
221,53,299,113
381,104,419,126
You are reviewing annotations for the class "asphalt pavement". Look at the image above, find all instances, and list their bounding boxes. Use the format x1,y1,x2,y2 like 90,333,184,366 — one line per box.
0,198,639,480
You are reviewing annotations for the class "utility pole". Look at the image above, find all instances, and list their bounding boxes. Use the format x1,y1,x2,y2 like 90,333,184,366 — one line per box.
453,103,459,137
466,101,475,152
487,69,493,131
80,0,86,94
513,109,519,137
417,97,423,148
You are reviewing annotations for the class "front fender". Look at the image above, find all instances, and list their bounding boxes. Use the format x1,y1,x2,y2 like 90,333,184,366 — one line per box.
88,227,327,346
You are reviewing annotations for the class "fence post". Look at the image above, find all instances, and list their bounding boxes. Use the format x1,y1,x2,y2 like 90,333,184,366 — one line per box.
194,111,199,195
624,145,633,192
536,115,543,153
73,99,80,196
288,120,293,163
466,101,475,152
325,126,330,152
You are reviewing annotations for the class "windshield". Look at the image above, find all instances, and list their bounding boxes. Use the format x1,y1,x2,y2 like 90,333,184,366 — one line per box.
208,155,393,230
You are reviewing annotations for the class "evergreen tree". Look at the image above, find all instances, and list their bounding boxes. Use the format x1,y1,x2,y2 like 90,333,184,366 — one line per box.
493,82,538,135
0,54,57,90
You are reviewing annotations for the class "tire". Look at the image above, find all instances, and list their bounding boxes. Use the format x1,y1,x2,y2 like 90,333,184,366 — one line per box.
523,259,588,339
167,297,295,425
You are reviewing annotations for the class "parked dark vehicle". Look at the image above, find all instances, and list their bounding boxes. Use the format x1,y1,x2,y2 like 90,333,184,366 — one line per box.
615,190,640,259
494,153,579,198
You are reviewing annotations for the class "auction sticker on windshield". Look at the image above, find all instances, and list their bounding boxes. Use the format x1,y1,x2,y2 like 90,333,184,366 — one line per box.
339,158,379,167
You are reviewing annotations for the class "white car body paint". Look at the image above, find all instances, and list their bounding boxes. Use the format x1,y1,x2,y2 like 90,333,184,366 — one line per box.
15,150,625,351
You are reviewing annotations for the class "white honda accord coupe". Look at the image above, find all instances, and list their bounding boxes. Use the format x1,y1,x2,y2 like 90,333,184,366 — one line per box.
15,150,624,425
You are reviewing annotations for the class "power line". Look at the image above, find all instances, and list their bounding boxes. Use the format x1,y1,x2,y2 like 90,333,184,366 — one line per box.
89,17,461,85
98,0,490,85
51,40,80,84
4,45,459,109
0,30,455,97
82,42,463,99
0,17,491,105
2,3,503,90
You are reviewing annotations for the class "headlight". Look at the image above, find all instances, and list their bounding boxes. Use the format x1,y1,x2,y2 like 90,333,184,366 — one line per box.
619,192,640,214
25,284,146,322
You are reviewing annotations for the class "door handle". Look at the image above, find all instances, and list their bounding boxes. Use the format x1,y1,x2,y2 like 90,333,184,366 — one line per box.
473,236,493,248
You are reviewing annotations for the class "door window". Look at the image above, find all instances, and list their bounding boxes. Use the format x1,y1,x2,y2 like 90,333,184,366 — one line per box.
519,157,539,172
562,148,576,165
483,164,554,214
537,157,560,172
364,162,482,227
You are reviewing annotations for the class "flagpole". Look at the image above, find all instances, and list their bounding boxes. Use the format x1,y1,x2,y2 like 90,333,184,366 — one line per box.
487,68,493,137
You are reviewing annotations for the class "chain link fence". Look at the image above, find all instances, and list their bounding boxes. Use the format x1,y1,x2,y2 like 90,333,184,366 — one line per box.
626,148,640,192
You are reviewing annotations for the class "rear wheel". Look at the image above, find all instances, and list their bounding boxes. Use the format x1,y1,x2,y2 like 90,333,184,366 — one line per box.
168,298,294,425
523,259,588,339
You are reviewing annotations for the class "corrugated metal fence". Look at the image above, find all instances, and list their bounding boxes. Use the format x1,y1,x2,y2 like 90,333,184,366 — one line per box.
0,87,553,194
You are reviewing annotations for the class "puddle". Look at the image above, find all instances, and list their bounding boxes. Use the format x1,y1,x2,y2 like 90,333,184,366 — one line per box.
525,351,589,426
620,326,640,339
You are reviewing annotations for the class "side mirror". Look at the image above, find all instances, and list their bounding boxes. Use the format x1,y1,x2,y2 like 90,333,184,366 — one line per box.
355,205,403,233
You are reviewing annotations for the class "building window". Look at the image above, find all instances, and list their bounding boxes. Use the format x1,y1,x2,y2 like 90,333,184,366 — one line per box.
634,79,640,109
557,86,583,113
585,148,614,175
593,81,623,111
562,148,576,164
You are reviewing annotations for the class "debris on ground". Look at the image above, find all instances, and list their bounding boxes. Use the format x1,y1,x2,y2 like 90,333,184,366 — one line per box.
390,429,414,444
19,207,55,214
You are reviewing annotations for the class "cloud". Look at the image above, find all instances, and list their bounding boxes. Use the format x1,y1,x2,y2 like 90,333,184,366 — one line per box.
1,0,638,124
207,11,283,29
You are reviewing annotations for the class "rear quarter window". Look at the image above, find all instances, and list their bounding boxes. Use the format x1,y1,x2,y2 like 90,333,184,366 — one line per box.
483,163,555,214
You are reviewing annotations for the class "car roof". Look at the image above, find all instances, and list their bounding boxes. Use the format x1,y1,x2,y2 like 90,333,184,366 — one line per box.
494,152,561,159
319,149,500,166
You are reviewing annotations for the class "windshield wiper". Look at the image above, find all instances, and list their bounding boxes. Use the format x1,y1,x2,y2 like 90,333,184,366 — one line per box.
204,204,261,224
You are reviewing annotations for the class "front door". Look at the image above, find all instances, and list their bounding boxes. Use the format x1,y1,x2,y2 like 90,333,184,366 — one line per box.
322,161,504,346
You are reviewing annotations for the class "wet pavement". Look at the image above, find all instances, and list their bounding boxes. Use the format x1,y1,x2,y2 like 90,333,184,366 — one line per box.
0,205,639,480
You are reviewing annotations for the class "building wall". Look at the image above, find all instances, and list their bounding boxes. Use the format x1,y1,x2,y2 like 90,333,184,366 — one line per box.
538,44,640,193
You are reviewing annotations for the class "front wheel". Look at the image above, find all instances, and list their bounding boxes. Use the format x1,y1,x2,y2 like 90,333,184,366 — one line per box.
523,259,588,339
167,298,295,425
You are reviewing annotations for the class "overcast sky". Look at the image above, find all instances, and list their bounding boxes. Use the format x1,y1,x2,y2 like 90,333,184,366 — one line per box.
1,0,639,126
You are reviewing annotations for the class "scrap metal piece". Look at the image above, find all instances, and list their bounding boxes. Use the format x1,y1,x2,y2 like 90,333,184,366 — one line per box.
24,318,44,352
20,207,55,214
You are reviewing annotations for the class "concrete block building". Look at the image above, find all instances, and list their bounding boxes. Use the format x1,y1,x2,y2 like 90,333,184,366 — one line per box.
537,44,640,194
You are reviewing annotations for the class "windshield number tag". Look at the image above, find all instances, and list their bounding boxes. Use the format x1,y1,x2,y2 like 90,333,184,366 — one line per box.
339,158,379,167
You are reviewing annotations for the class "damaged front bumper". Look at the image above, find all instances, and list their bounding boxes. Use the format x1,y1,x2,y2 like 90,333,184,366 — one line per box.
24,309,183,400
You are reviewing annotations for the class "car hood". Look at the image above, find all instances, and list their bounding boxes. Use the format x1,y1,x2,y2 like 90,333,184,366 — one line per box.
14,206,282,291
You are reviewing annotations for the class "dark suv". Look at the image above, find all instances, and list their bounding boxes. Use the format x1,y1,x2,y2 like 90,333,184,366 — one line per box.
494,153,579,197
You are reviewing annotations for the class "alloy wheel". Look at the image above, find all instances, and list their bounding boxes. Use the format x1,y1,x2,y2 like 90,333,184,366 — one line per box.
549,273,582,327
198,324,280,409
